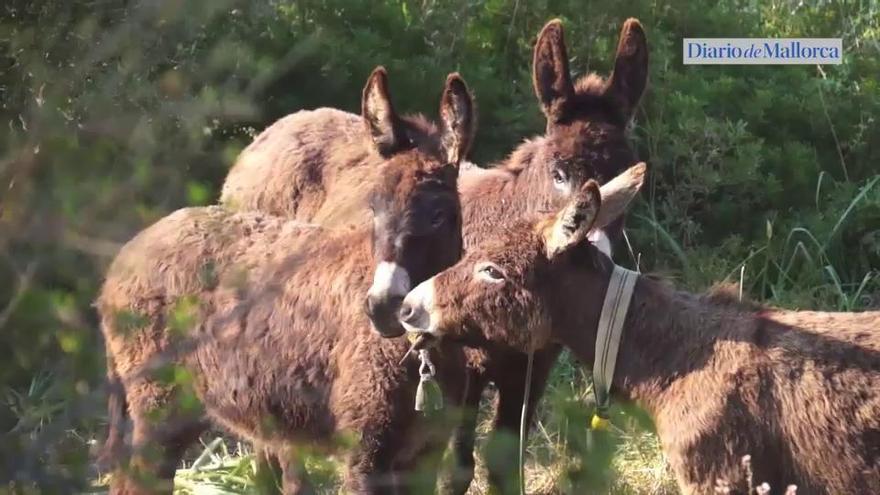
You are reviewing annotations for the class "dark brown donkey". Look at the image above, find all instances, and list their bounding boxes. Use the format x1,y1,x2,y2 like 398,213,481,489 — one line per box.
400,166,880,495
221,19,649,492
98,70,475,494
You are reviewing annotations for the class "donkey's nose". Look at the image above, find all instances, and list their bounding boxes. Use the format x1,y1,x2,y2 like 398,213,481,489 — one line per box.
364,294,378,318
364,294,406,338
399,301,417,324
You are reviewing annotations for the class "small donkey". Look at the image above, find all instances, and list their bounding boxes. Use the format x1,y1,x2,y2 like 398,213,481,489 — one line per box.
221,19,649,492
400,164,880,495
98,70,474,494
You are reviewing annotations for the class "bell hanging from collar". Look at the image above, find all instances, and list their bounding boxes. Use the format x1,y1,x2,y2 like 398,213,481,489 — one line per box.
414,349,443,412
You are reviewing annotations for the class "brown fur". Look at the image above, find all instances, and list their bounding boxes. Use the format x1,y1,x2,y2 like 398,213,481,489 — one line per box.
222,83,471,230
219,19,649,493
99,70,474,494
100,208,470,493
416,178,880,495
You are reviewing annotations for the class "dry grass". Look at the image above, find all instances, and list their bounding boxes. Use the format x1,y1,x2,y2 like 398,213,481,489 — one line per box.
152,382,678,494
610,427,678,494
91,359,677,494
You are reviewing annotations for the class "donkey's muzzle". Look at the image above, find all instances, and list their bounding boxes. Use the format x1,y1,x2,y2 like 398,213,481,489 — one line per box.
364,294,406,338
398,299,430,334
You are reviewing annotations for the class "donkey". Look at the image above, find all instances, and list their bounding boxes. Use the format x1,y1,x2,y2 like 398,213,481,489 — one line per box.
220,19,649,492
98,69,475,494
400,165,880,495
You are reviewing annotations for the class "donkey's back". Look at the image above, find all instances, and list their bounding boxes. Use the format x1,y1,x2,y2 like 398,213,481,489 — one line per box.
662,307,880,494
221,107,377,223
99,205,411,439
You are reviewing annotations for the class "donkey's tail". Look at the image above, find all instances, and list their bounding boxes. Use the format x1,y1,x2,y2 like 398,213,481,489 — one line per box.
97,356,127,471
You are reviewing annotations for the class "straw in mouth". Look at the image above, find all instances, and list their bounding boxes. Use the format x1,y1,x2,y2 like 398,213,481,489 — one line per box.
398,333,435,365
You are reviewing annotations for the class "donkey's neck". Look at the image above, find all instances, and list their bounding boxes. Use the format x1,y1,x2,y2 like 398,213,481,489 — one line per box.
558,267,756,416
271,224,375,303
459,137,557,248
617,278,742,412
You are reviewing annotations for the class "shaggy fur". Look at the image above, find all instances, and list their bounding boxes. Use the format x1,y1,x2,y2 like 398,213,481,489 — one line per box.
99,70,474,494
219,18,649,493
408,178,880,495
100,208,469,494
222,80,471,230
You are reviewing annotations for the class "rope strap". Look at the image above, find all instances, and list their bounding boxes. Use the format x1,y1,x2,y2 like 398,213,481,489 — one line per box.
592,265,639,426
519,351,534,495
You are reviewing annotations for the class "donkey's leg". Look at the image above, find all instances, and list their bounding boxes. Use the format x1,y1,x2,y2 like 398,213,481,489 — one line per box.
486,346,561,494
343,397,421,495
253,444,283,495
437,369,485,495
345,434,399,495
390,444,440,495
275,446,315,495
119,380,207,495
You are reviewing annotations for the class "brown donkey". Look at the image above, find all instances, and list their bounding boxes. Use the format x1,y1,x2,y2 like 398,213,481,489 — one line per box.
400,165,880,495
98,71,475,494
221,19,649,492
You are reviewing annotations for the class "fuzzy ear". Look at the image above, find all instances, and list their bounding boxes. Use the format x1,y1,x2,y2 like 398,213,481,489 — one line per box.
533,19,575,124
438,73,476,165
362,66,404,155
606,18,649,120
593,162,646,229
545,180,602,258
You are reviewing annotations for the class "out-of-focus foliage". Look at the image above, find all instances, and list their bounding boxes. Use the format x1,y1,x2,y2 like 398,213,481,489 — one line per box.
1,0,877,492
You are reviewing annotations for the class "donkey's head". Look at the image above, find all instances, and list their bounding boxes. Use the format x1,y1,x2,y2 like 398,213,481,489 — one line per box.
362,68,474,337
399,163,645,350
529,18,647,254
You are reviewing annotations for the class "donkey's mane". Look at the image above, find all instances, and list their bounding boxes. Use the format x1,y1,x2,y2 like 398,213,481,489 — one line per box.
569,73,630,127
625,272,765,312
704,281,767,311
399,113,439,141
483,72,631,177
574,73,608,96
490,136,541,174
566,242,765,313
634,273,767,312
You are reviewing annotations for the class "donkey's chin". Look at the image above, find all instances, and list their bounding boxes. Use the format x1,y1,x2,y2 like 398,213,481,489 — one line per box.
400,317,436,337
370,319,407,338
365,293,407,338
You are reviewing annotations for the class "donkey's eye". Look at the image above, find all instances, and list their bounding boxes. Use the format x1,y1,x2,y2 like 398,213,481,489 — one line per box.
475,262,506,283
368,191,381,212
552,169,567,185
431,208,446,228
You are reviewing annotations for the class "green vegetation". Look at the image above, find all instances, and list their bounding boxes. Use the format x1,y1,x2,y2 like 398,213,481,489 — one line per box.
1,0,877,492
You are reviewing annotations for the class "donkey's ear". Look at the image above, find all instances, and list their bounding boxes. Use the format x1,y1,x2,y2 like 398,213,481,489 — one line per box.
438,73,476,166
593,162,646,229
362,66,404,156
606,18,648,120
533,19,575,124
545,180,602,258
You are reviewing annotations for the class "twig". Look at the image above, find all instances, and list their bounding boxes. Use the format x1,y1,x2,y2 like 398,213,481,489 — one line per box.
504,0,521,55
62,230,123,258
192,437,226,472
0,261,37,330
622,229,640,272
815,65,849,181
535,419,555,448
741,455,754,493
